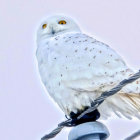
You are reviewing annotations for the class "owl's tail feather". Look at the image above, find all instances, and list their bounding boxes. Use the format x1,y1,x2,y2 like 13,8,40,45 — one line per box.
99,78,140,120
98,92,140,120
120,93,140,119
116,77,140,119
100,92,140,120
120,77,140,117
99,71,140,120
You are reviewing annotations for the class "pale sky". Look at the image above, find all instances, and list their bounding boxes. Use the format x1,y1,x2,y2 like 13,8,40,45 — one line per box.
0,0,140,140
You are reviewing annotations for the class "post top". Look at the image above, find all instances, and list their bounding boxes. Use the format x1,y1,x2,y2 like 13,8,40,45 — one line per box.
68,121,110,140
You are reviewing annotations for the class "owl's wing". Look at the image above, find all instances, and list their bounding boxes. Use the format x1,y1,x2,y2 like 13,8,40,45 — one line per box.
60,33,140,119
60,33,130,93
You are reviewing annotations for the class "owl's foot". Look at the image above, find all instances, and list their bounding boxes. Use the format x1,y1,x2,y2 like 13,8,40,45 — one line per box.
70,109,100,125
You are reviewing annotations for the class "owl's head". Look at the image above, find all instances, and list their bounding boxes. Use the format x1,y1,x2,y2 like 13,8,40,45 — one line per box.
37,15,81,40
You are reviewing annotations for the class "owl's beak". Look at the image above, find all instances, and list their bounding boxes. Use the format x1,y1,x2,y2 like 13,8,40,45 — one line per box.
52,30,55,34
51,27,55,35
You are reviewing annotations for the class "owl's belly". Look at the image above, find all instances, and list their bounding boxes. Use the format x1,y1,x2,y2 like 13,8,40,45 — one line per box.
38,53,107,115
39,63,101,116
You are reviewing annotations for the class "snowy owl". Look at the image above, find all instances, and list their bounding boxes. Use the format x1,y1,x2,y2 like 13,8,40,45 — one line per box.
36,15,140,120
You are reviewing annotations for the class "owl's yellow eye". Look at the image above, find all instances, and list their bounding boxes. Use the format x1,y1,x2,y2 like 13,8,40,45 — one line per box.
42,24,47,29
58,20,67,25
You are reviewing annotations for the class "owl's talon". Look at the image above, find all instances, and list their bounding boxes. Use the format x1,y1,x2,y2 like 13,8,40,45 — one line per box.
70,109,100,125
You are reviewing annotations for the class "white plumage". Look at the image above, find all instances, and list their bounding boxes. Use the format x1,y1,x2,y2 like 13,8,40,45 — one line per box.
36,15,140,119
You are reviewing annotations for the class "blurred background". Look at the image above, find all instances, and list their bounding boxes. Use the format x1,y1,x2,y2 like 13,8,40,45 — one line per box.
0,0,140,140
